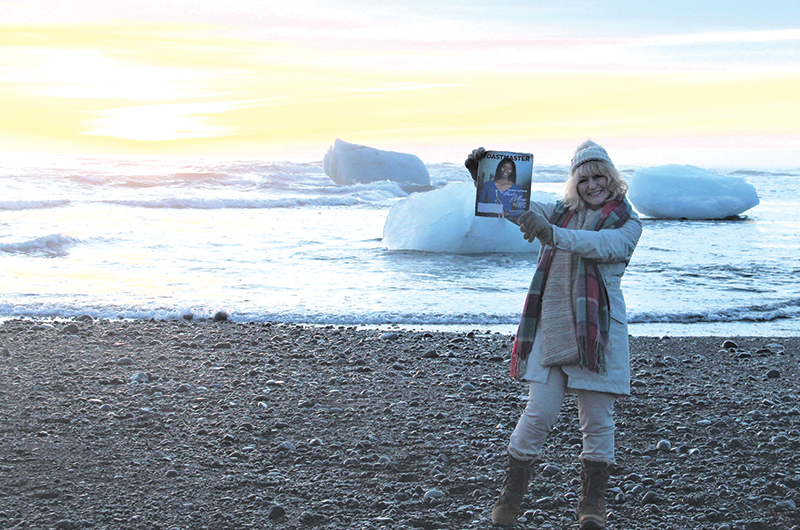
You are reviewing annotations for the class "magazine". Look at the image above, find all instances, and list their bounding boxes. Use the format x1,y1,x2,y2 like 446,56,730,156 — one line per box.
474,151,534,223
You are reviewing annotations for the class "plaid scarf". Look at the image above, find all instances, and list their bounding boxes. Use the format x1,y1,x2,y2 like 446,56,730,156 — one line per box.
509,198,632,380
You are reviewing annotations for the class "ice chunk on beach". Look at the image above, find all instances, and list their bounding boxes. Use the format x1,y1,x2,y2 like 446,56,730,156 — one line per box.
627,164,759,219
383,181,555,254
323,139,430,186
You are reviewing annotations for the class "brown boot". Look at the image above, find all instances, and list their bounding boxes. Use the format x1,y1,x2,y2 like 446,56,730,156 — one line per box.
578,458,611,530
492,454,535,527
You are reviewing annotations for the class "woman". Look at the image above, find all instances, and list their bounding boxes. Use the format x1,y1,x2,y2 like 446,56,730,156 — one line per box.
465,140,642,529
477,157,526,219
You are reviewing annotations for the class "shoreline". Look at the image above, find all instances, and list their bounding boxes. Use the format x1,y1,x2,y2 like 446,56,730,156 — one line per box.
1,318,798,529
1,314,797,339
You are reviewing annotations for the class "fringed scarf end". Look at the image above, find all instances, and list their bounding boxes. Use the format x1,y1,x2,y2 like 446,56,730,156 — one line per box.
510,340,530,381
578,338,608,375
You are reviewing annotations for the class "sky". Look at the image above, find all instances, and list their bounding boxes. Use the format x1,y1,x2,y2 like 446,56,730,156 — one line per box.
1,0,799,165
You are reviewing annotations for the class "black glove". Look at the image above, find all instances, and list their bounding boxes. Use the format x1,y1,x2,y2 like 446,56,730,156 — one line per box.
464,147,486,185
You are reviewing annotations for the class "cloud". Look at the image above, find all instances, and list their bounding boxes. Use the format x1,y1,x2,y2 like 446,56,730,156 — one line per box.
0,48,210,100
632,28,800,46
327,83,465,92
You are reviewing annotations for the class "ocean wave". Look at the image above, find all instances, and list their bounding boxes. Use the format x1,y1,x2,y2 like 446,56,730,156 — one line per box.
3,300,799,336
629,298,800,324
197,310,520,327
0,234,81,257
0,304,206,322
102,196,365,209
0,303,519,328
69,172,235,188
531,165,569,183
0,199,71,210
728,169,800,178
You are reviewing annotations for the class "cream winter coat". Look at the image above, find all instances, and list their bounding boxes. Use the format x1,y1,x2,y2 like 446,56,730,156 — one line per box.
520,201,642,396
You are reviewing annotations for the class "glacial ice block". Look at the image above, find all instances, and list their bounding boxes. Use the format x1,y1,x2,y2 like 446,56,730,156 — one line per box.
383,180,549,254
627,164,759,219
323,139,430,186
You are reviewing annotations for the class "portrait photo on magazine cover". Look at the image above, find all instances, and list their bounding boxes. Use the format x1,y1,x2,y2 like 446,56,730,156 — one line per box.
474,151,534,221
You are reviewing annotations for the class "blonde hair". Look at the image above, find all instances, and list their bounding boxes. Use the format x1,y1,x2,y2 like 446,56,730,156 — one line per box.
563,159,628,211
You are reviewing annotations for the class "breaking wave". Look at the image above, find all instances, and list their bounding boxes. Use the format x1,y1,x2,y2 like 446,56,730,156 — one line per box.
0,234,81,257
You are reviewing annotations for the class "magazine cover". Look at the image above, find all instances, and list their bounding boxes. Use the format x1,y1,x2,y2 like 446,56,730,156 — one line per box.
474,151,534,222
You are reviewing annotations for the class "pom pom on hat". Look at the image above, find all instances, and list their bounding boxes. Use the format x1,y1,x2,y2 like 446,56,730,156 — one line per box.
570,140,614,173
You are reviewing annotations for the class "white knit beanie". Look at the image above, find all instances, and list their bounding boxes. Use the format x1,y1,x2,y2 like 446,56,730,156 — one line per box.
570,140,614,173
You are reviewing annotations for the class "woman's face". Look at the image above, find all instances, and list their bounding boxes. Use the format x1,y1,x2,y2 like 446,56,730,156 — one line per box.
497,162,513,180
577,174,611,209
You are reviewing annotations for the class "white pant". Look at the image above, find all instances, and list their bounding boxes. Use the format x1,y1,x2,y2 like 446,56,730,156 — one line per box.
508,367,616,464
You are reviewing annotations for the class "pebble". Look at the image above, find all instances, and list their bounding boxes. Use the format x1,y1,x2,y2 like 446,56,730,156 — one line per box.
766,369,781,378
423,489,445,500
117,357,134,366
656,439,672,452
541,464,560,477
298,512,325,525
267,505,286,519
380,332,400,341
61,324,80,335
641,491,659,504
277,441,296,452
1,347,10,357
721,340,739,349
131,373,149,384
213,311,228,322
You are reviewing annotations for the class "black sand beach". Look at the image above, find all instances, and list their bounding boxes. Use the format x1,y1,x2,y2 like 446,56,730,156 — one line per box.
1,318,798,529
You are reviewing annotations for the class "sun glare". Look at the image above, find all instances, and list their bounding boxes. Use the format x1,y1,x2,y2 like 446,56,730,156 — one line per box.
82,101,244,141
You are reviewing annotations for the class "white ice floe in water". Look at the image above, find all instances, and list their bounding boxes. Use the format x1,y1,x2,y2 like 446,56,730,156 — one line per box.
323,139,430,186
383,180,557,253
628,164,759,219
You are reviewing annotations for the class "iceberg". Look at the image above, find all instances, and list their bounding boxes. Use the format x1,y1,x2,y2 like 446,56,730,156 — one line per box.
383,180,555,254
323,139,430,186
627,164,759,219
